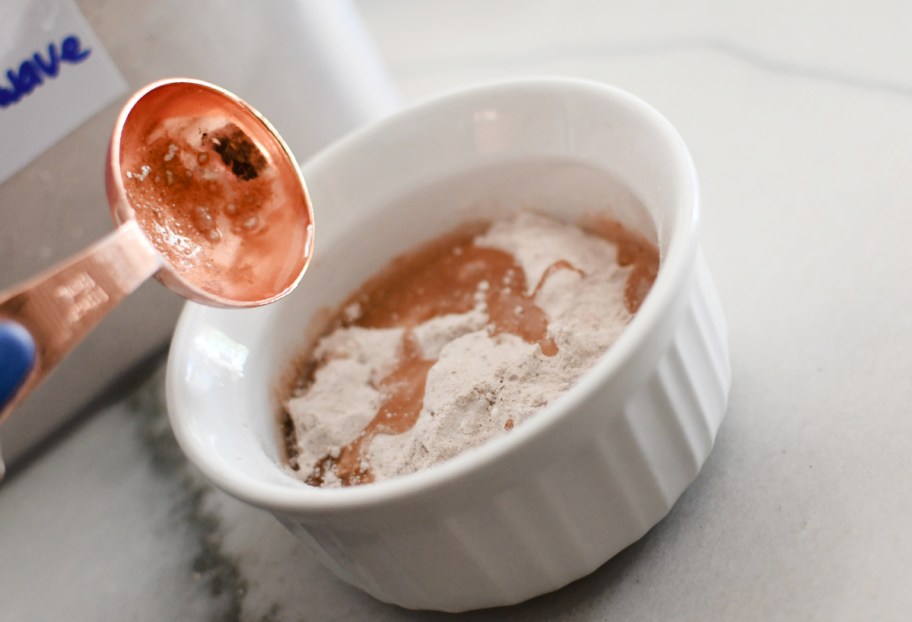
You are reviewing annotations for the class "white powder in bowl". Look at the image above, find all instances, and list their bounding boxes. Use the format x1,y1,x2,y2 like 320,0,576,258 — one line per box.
285,212,654,486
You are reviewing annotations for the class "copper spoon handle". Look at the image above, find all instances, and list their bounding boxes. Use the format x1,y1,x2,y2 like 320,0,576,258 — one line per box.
0,219,162,426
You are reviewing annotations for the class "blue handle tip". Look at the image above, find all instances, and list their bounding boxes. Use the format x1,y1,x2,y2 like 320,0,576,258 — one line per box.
0,321,37,412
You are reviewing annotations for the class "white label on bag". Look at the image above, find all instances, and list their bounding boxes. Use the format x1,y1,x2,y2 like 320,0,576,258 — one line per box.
0,0,127,185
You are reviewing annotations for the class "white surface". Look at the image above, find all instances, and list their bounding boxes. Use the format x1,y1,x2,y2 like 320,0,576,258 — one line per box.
1,0,911,619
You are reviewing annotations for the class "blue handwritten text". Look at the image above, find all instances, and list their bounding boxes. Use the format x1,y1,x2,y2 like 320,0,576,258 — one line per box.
0,35,91,109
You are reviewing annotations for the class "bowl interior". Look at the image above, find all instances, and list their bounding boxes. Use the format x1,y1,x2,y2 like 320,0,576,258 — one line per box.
166,78,697,508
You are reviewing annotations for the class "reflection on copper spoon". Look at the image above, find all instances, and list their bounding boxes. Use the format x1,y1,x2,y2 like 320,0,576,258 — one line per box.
0,79,315,446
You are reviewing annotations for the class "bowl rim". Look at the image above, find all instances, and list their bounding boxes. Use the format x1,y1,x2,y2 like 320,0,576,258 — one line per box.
166,76,700,515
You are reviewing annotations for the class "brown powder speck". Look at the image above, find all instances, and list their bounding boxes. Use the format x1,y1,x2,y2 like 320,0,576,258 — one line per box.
211,126,267,181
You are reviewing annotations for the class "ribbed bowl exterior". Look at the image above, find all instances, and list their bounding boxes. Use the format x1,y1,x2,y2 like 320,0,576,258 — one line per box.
166,80,730,612
275,250,730,612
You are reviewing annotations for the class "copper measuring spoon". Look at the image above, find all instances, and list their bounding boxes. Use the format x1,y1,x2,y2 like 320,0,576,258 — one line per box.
0,79,315,434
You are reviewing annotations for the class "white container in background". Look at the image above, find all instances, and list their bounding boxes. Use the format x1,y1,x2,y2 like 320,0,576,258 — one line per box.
0,0,398,467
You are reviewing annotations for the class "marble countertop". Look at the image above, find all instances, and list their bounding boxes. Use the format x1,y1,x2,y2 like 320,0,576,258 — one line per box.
3,1,911,619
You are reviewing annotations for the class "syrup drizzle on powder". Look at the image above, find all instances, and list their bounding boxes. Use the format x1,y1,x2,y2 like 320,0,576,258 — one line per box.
290,218,659,487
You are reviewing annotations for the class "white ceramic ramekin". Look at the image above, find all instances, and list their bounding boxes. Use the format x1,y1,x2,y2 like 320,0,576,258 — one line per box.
166,78,730,612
